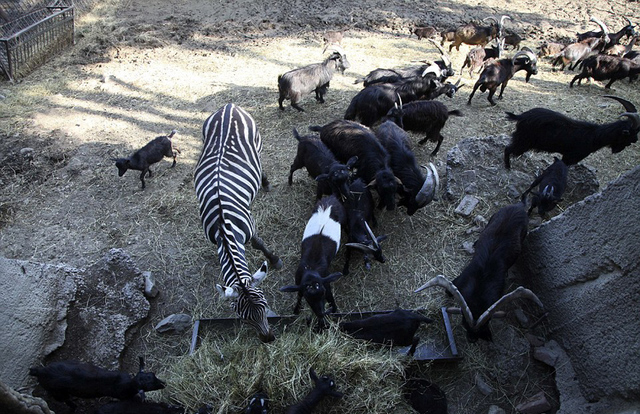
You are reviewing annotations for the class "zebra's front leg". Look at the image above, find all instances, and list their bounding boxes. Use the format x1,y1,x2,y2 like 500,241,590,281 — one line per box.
251,234,283,269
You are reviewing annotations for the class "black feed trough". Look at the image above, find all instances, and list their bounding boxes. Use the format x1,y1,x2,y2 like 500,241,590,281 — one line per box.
189,307,461,362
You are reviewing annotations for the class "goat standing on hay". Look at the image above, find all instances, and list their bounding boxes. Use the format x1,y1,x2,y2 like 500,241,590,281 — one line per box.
414,200,544,342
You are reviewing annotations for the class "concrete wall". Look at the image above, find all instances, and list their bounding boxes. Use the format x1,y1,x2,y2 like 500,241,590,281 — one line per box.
515,165,640,403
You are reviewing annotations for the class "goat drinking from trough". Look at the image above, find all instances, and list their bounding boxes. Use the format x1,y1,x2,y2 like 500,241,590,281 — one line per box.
521,157,568,217
341,178,387,275
570,53,640,89
384,98,463,156
339,309,433,355
285,368,343,414
415,201,544,342
280,195,344,330
467,48,538,106
310,120,399,211
112,130,180,189
287,128,357,201
376,120,440,216
278,48,350,112
504,95,640,168
29,357,165,411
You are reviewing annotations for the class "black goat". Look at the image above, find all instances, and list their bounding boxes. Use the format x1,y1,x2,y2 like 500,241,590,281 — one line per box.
29,357,165,410
504,95,640,168
310,120,399,211
288,128,357,200
339,309,433,355
521,157,568,217
467,48,538,106
403,379,448,414
503,30,523,50
278,49,350,112
415,201,543,342
570,54,640,89
341,178,387,275
384,99,463,156
95,401,185,414
244,392,269,414
280,195,344,330
376,121,439,216
285,368,343,414
112,130,180,189
421,78,463,100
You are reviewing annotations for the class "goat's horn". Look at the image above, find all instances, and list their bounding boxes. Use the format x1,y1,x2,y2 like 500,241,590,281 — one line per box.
414,275,476,328
454,78,462,87
396,92,403,108
168,130,177,138
415,163,439,206
345,242,376,253
620,112,640,130
474,286,544,329
590,16,610,38
427,38,451,66
624,16,632,26
602,95,638,113
363,220,380,250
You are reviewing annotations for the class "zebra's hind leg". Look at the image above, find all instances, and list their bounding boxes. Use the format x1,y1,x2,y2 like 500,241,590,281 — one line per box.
251,234,283,269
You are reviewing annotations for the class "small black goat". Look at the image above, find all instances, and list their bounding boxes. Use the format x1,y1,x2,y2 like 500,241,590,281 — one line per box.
29,357,165,410
112,130,180,189
244,392,269,414
403,379,448,414
281,195,344,330
503,30,523,50
384,99,463,156
467,48,538,106
339,309,433,355
376,121,440,216
415,200,543,342
521,157,568,217
95,401,186,414
310,120,399,211
278,49,350,112
285,368,343,414
288,128,357,200
570,54,640,89
341,178,387,275
504,95,640,168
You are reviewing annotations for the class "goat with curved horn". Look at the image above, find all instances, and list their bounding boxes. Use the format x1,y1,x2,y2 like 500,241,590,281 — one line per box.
415,163,439,206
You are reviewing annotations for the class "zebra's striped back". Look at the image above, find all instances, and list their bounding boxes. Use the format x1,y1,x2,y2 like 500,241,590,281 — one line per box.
194,103,274,342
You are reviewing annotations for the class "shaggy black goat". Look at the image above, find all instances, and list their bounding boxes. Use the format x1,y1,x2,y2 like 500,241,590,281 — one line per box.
467,48,538,106
448,16,510,52
376,121,439,216
278,49,350,112
244,392,269,414
112,130,180,189
339,309,433,355
341,178,387,275
29,357,165,410
287,128,357,200
504,95,640,168
521,157,568,217
570,54,640,88
310,120,399,211
415,201,543,342
280,195,344,330
384,99,463,156
285,368,343,414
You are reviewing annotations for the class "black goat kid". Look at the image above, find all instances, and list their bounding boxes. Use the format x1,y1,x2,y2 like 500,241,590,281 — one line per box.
521,157,568,217
281,195,344,330
112,130,180,189
285,368,343,414
415,201,543,342
504,95,640,168
29,357,165,410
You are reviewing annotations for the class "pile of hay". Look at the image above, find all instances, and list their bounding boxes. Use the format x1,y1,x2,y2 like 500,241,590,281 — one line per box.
158,320,415,413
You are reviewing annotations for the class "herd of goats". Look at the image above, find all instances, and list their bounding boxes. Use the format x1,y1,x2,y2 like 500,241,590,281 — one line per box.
26,12,640,414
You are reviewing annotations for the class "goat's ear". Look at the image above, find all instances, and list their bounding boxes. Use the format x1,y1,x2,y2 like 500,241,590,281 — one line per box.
324,272,342,283
280,285,302,293
346,156,358,169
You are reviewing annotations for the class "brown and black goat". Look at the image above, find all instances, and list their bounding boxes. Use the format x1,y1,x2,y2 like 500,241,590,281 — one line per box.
384,99,462,156
413,26,437,40
376,121,440,216
280,195,344,330
570,53,640,89
288,128,357,201
415,200,543,342
448,15,510,52
504,96,640,168
112,130,180,190
29,357,165,411
285,368,343,414
461,40,503,77
467,48,538,106
278,48,350,112
310,120,399,211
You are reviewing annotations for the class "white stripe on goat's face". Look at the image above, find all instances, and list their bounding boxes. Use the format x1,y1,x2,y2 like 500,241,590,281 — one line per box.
302,205,341,254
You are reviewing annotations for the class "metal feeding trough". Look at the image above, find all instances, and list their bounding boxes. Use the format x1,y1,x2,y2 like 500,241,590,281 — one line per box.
189,307,461,362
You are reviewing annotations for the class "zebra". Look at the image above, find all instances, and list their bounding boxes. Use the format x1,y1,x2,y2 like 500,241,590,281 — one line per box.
194,103,283,342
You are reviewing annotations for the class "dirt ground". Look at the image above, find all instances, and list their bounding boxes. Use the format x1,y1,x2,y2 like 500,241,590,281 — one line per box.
1,0,640,413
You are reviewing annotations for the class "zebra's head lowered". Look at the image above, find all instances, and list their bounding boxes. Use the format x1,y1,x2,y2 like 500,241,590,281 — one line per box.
217,261,275,342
